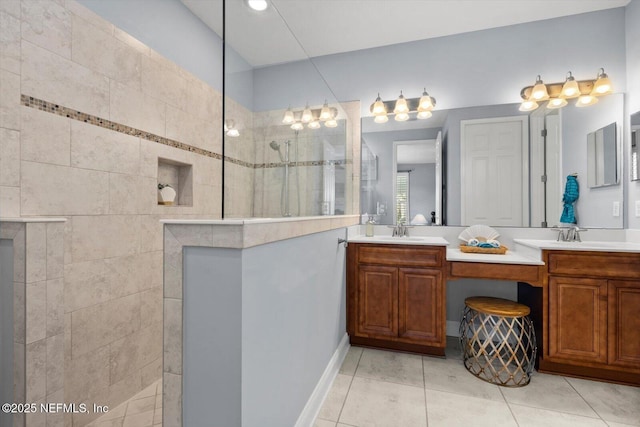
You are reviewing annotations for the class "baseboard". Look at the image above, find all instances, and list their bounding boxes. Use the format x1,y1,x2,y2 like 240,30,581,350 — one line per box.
295,333,350,427
446,320,460,337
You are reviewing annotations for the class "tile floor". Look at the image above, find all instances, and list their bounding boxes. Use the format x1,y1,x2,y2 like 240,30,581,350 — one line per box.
86,380,162,427
83,339,640,427
314,338,640,427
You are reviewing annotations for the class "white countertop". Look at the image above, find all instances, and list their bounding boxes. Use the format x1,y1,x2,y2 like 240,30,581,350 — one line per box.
160,215,359,225
348,235,449,246
0,217,67,222
446,248,544,265
514,238,640,253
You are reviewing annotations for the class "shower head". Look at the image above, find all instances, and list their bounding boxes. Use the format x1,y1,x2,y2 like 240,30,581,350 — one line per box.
270,141,284,162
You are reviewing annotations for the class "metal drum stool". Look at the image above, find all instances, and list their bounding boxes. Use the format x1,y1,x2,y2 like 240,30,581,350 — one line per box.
459,296,537,387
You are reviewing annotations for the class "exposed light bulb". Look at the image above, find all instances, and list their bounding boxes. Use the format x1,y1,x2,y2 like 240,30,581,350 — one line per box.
374,114,389,124
417,110,432,119
393,91,409,114
225,119,239,137
325,119,338,128
308,120,321,129
291,122,304,131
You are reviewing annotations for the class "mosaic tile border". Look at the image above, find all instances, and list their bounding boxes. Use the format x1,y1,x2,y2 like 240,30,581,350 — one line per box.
22,95,352,169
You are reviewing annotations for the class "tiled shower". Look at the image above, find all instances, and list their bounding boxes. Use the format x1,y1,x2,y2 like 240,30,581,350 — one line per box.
0,0,356,425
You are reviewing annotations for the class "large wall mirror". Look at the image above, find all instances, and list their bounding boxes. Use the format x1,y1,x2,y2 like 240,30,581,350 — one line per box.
361,94,624,228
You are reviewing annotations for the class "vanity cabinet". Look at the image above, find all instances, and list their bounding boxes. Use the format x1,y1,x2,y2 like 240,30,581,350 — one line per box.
542,250,640,385
347,244,446,356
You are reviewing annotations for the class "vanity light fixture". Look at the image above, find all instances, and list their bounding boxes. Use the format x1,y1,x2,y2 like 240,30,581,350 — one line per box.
560,72,580,98
282,107,295,124
281,103,339,130
374,114,389,124
301,104,313,123
370,89,437,124
519,68,613,112
393,91,410,114
224,119,240,137
319,101,332,121
592,68,612,95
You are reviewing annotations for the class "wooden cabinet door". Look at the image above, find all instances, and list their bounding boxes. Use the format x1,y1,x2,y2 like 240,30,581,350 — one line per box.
609,280,640,367
549,276,608,364
398,267,443,345
356,265,398,338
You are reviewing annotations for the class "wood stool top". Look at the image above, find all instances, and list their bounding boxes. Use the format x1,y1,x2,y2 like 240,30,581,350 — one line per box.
465,296,530,317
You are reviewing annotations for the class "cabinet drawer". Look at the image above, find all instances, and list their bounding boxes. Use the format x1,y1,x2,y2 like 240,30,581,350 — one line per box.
357,245,443,267
547,251,640,279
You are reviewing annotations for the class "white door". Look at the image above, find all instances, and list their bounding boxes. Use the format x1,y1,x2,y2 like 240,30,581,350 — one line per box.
461,117,529,226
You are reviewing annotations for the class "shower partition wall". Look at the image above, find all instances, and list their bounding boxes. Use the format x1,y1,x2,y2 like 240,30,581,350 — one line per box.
223,1,353,219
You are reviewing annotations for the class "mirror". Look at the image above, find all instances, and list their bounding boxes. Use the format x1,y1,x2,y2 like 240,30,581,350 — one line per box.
632,111,640,181
361,94,624,228
391,136,442,226
587,122,618,188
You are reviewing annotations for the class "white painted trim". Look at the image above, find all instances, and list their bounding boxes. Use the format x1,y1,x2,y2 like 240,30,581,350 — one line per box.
295,333,350,427
446,320,461,337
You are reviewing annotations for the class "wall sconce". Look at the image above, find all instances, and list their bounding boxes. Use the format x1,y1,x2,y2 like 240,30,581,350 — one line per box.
370,89,436,123
224,119,240,137
281,102,339,130
519,68,613,112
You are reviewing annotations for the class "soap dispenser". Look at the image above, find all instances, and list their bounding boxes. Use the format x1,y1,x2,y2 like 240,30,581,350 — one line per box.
366,215,375,237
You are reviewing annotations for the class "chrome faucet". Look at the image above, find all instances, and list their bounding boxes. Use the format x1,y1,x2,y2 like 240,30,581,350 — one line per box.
390,221,412,237
551,226,587,242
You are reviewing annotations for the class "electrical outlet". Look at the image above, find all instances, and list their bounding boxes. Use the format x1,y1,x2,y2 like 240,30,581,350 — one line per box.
636,200,640,217
612,201,620,217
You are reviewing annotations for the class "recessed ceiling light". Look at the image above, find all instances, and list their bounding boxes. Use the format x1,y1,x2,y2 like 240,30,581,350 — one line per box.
246,0,268,11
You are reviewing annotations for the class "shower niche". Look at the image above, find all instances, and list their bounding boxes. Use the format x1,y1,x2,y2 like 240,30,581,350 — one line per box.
157,158,193,207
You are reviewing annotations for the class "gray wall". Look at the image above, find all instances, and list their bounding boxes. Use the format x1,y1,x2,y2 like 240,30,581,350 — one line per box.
181,229,347,426
0,239,13,424
78,0,255,109
182,247,242,427
253,8,627,115
362,128,441,224
241,229,347,427
562,94,625,228
627,0,640,228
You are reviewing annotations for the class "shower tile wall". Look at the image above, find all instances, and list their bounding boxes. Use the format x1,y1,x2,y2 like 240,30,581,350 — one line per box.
0,0,223,425
251,108,350,217
224,96,255,218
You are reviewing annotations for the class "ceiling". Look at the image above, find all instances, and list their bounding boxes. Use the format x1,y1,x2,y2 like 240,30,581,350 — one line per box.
182,0,630,67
